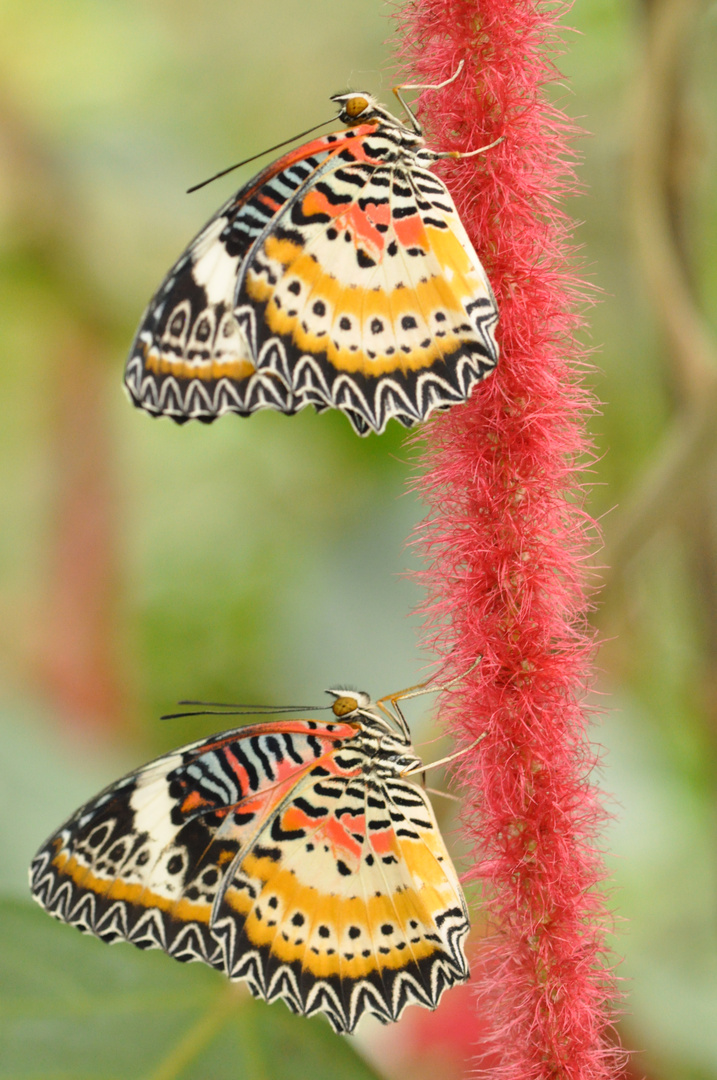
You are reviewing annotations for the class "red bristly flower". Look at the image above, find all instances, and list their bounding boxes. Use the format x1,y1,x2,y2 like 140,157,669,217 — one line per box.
396,3,621,1078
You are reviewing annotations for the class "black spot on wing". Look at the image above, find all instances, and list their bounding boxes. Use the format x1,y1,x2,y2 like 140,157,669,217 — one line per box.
292,797,328,820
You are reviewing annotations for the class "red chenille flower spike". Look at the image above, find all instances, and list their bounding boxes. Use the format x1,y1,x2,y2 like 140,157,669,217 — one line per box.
396,2,622,1078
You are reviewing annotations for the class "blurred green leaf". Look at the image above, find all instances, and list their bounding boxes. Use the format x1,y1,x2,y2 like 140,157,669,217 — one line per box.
1,899,383,1080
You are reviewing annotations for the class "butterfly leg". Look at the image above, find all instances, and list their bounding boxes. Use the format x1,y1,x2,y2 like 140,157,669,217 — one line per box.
374,657,483,738
433,135,505,162
402,732,486,777
377,655,483,707
374,674,445,737
392,59,466,134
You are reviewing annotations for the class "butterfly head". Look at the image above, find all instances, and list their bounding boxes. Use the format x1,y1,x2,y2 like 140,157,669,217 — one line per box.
325,686,415,758
326,688,371,718
330,91,403,131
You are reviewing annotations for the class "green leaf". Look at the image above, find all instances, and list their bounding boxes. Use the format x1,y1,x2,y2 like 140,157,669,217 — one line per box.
1,899,384,1080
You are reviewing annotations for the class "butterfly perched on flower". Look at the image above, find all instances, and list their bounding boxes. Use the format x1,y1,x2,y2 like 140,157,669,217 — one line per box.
30,680,472,1033
124,68,500,435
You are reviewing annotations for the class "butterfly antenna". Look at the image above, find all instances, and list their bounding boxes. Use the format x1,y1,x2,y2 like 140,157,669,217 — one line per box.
178,700,327,710
161,702,330,721
187,117,335,193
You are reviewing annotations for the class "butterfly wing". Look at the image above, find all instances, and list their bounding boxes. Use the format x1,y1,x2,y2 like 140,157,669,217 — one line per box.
123,132,366,422
125,124,499,435
210,763,470,1032
30,719,470,1033
29,719,356,973
237,144,499,433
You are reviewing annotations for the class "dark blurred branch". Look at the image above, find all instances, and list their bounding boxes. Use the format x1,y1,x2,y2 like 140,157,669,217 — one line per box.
603,392,717,577
630,0,715,397
602,0,717,584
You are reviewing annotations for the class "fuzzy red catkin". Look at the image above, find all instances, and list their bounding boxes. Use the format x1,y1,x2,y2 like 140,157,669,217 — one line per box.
396,2,621,1078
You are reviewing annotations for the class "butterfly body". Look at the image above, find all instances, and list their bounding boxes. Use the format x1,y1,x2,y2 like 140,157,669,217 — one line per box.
30,689,470,1033
125,89,499,433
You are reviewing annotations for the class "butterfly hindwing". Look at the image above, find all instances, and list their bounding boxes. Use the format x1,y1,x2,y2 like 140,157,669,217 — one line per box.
236,146,498,433
211,765,469,1031
124,89,499,434
30,703,471,1033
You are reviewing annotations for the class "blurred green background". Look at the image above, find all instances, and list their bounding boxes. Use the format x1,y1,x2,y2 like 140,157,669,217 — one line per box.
1,0,716,1077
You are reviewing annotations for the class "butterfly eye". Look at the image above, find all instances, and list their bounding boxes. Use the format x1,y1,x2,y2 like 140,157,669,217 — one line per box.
332,695,359,717
344,95,369,119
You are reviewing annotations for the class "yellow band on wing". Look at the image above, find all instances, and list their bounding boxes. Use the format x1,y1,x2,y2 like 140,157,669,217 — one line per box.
225,850,449,978
246,234,484,376
51,847,212,924
143,344,255,383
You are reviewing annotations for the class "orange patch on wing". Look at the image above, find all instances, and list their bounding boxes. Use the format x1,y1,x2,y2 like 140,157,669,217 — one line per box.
181,790,213,813
301,191,391,262
301,189,339,221
368,828,399,855
324,815,362,862
257,192,282,214
280,804,319,833
393,213,428,249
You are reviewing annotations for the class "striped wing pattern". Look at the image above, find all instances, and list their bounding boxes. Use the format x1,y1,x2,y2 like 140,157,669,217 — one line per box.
124,99,499,435
30,714,470,1033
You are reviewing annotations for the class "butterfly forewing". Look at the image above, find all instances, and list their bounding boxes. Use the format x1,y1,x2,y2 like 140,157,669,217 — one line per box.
29,721,352,970
30,710,470,1033
124,94,499,434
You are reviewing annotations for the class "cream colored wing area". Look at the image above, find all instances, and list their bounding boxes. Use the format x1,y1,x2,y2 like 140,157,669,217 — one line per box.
211,770,470,1031
243,209,497,379
140,216,255,387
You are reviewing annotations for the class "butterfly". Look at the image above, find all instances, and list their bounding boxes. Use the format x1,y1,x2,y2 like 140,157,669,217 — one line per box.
30,678,473,1033
124,66,501,435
